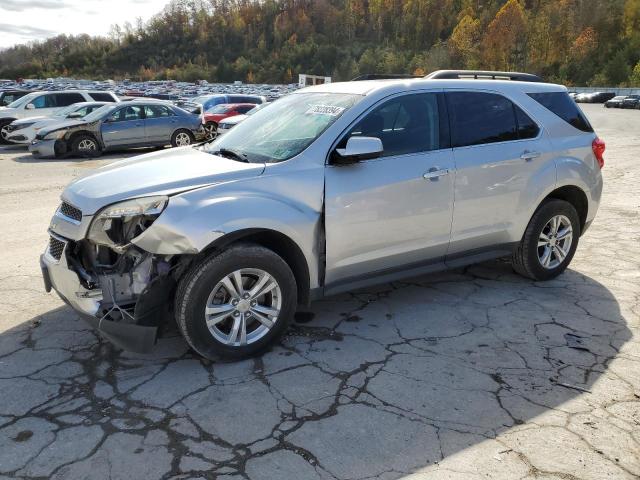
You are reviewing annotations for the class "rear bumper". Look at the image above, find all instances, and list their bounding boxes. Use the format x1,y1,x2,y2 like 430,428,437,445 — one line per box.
40,238,162,353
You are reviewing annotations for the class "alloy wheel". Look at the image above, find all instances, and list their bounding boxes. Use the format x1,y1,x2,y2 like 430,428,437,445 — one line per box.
175,132,191,146
204,268,282,346
204,124,217,141
77,139,96,151
537,214,573,269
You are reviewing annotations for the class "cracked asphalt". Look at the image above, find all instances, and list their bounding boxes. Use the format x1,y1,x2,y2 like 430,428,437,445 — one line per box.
0,104,638,480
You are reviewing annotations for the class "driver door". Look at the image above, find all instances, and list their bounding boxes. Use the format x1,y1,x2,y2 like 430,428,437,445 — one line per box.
101,105,145,148
324,92,455,290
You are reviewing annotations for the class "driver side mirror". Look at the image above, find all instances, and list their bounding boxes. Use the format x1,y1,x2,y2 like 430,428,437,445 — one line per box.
67,112,83,119
25,103,35,110
331,136,383,165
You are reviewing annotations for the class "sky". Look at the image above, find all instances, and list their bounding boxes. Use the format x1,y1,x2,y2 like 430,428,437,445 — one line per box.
0,0,169,49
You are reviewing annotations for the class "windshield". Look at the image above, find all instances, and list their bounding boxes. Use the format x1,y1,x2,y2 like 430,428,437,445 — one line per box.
7,92,39,109
206,92,362,163
82,104,116,122
54,104,83,117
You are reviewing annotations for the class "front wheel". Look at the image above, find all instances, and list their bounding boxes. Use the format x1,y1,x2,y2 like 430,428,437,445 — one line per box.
203,122,218,141
0,119,14,145
175,244,297,360
70,134,101,157
512,199,581,281
171,129,195,147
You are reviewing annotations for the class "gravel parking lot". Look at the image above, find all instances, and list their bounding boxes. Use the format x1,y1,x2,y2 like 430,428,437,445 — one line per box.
0,104,638,480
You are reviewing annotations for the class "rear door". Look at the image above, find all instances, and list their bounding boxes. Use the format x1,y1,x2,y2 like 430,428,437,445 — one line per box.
143,104,177,143
324,91,455,287
445,90,552,261
101,105,146,148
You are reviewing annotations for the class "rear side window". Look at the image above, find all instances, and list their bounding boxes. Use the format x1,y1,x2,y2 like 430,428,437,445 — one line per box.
447,92,518,147
527,92,593,132
447,92,540,147
54,93,85,107
89,92,117,102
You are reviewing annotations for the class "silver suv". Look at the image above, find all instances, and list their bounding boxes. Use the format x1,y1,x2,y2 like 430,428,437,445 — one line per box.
41,70,604,360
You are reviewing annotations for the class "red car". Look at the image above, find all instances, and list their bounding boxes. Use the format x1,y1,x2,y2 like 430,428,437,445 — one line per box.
203,103,257,139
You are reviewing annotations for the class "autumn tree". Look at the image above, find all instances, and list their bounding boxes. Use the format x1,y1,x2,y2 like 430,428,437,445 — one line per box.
482,0,528,71
449,14,481,68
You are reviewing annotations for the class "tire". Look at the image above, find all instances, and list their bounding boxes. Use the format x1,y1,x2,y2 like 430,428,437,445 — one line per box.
203,122,218,141
70,133,101,157
0,119,15,145
512,199,581,281
171,129,195,147
175,244,297,360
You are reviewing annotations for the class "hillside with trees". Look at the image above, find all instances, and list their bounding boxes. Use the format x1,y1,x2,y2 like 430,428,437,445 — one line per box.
1,0,640,86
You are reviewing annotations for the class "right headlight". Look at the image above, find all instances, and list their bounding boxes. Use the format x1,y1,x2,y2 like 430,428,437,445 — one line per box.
87,196,168,249
43,130,66,140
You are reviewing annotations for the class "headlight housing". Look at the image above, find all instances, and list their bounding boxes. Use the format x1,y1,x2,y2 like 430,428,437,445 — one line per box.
43,130,66,140
87,196,168,249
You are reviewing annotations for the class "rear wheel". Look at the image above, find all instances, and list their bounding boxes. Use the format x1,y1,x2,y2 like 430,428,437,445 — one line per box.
512,199,581,281
70,134,101,157
171,129,195,147
175,244,297,360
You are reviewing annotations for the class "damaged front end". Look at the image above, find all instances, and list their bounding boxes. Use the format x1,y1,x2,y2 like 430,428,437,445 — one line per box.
41,196,188,352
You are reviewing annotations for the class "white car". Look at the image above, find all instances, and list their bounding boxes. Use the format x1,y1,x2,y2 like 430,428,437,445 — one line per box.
0,90,119,144
5,102,109,145
216,103,268,136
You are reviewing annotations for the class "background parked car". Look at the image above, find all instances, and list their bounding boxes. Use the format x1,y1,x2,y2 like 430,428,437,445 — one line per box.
29,101,205,158
575,92,616,103
604,96,627,108
0,90,119,144
0,89,30,106
203,103,257,139
176,93,266,114
622,94,640,109
4,101,108,145
216,102,268,136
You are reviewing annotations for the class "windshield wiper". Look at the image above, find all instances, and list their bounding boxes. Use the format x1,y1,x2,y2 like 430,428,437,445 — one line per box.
210,148,249,163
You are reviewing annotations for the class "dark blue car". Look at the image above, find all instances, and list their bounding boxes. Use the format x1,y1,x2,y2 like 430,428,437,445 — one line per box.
29,100,206,158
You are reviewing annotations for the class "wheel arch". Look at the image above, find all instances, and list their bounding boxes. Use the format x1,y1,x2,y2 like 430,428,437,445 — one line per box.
202,228,311,306
68,129,101,149
539,185,589,234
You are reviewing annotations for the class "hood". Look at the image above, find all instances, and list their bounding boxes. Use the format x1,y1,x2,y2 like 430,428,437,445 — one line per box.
13,115,48,126
38,119,88,136
62,147,265,214
0,107,18,118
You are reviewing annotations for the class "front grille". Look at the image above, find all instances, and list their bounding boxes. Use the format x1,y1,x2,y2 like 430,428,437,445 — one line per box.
59,202,82,222
48,236,66,261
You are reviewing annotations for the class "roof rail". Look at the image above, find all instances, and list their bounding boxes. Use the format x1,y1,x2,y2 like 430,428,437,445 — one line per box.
425,70,543,83
352,73,422,81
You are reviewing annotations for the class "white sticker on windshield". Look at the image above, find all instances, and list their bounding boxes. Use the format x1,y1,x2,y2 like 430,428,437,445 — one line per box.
305,105,345,116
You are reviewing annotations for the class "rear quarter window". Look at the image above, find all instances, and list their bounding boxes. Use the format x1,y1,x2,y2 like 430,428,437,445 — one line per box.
527,92,593,133
89,92,117,102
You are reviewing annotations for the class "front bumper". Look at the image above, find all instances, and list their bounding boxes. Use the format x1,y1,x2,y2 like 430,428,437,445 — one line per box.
6,133,31,145
29,139,58,158
40,235,164,353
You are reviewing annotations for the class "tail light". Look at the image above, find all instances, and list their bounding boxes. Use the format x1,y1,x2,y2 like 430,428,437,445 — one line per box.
592,137,605,169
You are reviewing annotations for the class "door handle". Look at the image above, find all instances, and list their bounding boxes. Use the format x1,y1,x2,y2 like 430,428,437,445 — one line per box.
423,168,450,180
520,150,541,160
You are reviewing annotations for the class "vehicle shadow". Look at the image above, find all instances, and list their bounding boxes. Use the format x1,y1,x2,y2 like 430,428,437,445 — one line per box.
0,260,633,479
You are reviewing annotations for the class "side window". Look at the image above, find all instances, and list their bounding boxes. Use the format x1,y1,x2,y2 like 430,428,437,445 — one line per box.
89,92,117,102
110,106,143,122
144,105,173,118
30,95,48,108
527,92,593,132
54,93,85,107
344,93,444,158
236,105,253,114
515,105,539,139
447,92,519,147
